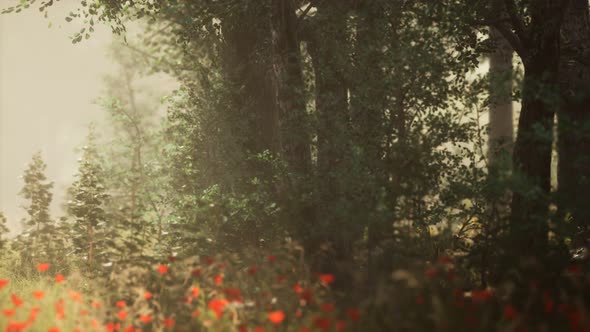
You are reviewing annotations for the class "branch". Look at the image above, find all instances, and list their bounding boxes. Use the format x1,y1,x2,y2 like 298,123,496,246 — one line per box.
492,23,527,59
503,0,528,44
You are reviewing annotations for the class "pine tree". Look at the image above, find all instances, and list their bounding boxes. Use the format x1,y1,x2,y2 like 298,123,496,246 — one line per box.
17,152,55,265
68,131,110,271
0,212,9,251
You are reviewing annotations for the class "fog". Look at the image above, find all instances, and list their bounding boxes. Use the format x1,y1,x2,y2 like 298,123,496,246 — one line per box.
0,2,171,233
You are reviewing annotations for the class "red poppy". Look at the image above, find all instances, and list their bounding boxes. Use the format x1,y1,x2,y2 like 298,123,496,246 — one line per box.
346,308,360,321
191,268,202,278
299,328,311,332
91,301,101,309
277,275,286,282
202,256,214,265
79,310,88,317
471,289,492,303
268,310,285,325
3,308,16,317
47,327,60,332
503,305,518,320
267,255,276,263
28,306,40,322
191,286,200,298
314,317,331,331
55,274,65,283
335,320,346,331
293,284,303,294
163,317,175,328
208,298,229,319
11,294,24,307
0,279,8,290
318,274,334,286
140,314,152,323
223,287,243,302
321,303,335,312
213,274,223,286
248,266,258,276
33,290,45,300
425,267,438,278
254,327,265,332
117,310,128,321
37,263,50,272
116,301,126,308
157,264,168,275
144,291,152,300
68,290,81,302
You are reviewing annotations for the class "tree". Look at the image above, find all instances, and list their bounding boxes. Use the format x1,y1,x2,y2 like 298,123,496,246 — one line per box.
0,212,9,251
67,131,110,271
17,152,56,265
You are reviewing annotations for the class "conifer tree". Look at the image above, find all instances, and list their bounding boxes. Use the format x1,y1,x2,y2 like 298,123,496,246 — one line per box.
68,131,110,271
17,152,55,265
0,212,9,251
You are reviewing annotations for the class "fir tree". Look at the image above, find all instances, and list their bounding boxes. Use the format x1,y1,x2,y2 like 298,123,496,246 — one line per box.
18,152,55,264
68,131,110,271
0,212,9,251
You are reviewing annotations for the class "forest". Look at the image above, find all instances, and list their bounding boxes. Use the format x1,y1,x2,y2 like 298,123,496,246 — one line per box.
0,0,590,331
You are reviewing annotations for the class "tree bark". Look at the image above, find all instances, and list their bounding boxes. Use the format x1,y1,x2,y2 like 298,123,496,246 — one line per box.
558,0,590,228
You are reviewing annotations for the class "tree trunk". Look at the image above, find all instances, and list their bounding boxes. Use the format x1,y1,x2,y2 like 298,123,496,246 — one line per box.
558,0,590,228
509,2,565,255
488,27,514,168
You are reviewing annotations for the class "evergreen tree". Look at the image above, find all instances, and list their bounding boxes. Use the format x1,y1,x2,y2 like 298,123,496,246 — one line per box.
17,152,56,265
0,212,9,251
67,131,110,271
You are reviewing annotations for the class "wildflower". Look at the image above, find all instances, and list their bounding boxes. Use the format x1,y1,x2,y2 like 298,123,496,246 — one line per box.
223,287,243,302
3,308,16,317
471,289,492,303
503,305,518,320
248,266,258,276
91,301,101,309
277,275,286,282
116,301,126,308
268,310,285,325
293,283,303,294
267,255,276,263
117,310,128,321
55,274,65,283
191,268,202,278
213,274,223,286
162,317,175,328
208,298,229,319
157,264,168,275
202,256,214,265
37,263,50,272
191,286,200,297
346,308,360,321
11,294,24,307
0,279,8,290
139,314,152,323
33,290,44,300
254,327,265,332
321,303,335,312
425,267,438,278
144,291,152,300
28,307,40,322
79,310,87,317
68,290,82,302
318,274,334,286
47,328,60,332
314,316,331,332
335,320,346,331
299,328,311,332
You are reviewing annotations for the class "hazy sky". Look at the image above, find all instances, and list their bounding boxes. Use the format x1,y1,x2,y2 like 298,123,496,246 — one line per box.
0,2,162,232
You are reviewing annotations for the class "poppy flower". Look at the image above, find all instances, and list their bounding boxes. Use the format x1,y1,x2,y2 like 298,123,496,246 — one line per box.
0,279,8,290
213,274,223,286
321,303,335,312
11,294,24,307
162,317,175,328
55,274,65,283
47,327,60,332
254,327,265,332
144,291,152,300
335,320,346,331
37,263,50,272
314,317,331,331
3,308,16,317
293,284,303,294
33,290,45,300
248,266,258,275
267,255,276,263
116,301,126,308
202,256,214,265
318,274,334,286
157,264,168,275
503,305,518,320
117,310,128,321
208,298,229,319
223,288,243,302
268,310,285,325
68,290,81,302
91,301,101,309
277,275,286,282
346,308,360,321
425,267,438,278
191,268,202,278
140,314,152,323
191,286,200,297
471,289,492,303
79,310,88,317
299,328,311,332
28,306,40,322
